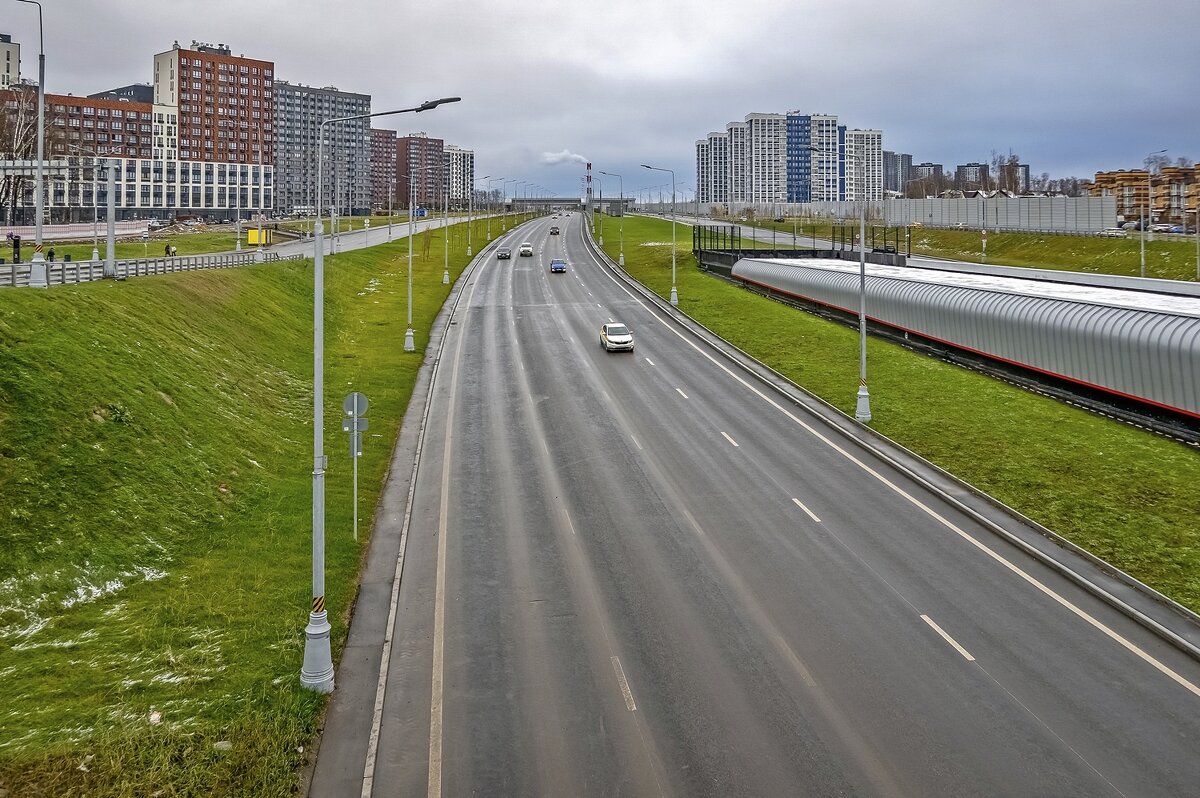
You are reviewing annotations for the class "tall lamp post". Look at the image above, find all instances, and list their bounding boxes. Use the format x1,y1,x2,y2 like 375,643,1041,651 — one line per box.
17,0,47,287
302,96,459,695
599,171,624,265
641,164,677,306
486,176,503,240
842,147,871,422
595,175,604,246
469,174,488,256
1141,148,1166,279
502,179,515,231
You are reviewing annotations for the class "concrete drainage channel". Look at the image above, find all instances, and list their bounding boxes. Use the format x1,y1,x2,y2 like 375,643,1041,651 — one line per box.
579,222,1200,665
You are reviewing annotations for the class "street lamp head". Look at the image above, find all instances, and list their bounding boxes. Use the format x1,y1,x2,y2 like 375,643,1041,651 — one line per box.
417,97,461,112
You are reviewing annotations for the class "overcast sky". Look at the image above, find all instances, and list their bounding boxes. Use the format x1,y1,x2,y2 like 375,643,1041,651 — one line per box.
5,0,1197,198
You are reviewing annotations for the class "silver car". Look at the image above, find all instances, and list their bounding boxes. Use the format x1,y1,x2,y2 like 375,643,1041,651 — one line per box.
600,322,634,353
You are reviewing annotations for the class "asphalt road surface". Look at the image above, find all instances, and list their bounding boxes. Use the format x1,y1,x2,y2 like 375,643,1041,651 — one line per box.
312,211,1200,797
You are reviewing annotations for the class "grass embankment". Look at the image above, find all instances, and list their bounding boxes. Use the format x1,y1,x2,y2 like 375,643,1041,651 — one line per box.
740,216,1200,281
600,214,1200,612
0,217,498,794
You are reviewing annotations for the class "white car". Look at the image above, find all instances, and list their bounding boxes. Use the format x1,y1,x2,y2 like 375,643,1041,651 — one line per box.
600,322,634,353
519,242,534,257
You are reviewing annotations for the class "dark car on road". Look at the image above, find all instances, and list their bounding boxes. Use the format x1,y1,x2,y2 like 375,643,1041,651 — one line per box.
497,246,511,259
550,258,567,273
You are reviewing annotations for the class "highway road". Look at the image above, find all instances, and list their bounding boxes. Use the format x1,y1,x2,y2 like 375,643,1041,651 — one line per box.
311,211,1200,797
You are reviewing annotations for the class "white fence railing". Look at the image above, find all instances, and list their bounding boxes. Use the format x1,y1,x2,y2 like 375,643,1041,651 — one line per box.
1,250,302,288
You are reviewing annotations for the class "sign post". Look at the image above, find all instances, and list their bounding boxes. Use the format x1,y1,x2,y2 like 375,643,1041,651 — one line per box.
342,392,369,540
982,229,988,264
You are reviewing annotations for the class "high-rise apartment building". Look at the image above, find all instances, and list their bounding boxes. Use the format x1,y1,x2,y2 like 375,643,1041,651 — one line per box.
396,133,444,207
443,144,474,208
695,131,731,206
785,113,844,202
370,127,396,211
152,41,275,217
726,121,748,205
745,113,786,204
845,129,883,201
955,162,990,190
273,81,370,216
883,150,912,195
0,33,19,89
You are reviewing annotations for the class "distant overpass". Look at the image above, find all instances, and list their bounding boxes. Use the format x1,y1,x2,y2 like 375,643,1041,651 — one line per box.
508,196,633,215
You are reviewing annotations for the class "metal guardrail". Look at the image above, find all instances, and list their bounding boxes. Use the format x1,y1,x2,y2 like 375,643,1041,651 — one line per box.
0,250,302,288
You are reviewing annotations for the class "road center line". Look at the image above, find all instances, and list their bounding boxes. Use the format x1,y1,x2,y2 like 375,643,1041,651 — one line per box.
720,431,739,447
792,497,822,523
611,656,638,711
644,357,656,366
922,615,976,661
563,508,577,536
631,434,643,450
676,388,689,399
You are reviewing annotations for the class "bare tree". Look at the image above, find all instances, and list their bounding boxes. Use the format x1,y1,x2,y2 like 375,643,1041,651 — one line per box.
0,85,40,224
1145,153,1171,174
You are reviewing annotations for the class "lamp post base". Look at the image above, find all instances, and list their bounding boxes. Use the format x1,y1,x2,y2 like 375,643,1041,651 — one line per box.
255,248,265,263
404,327,415,352
670,286,678,306
91,247,100,264
300,610,335,694
442,269,449,284
855,386,872,423
619,253,625,266
28,255,48,288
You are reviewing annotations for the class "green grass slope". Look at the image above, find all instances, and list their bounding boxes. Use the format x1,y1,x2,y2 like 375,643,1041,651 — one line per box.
0,217,507,795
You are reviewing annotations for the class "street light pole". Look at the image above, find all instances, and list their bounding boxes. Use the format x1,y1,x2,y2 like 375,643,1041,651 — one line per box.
642,164,677,305
442,177,450,284
596,175,604,246
847,149,871,422
1137,147,1166,278
502,179,515,231
1141,149,1166,279
303,96,459,695
470,175,488,256
486,177,503,240
599,171,624,265
17,0,47,287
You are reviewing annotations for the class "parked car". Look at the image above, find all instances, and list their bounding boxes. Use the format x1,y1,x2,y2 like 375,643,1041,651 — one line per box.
519,242,534,257
496,246,511,259
1150,223,1173,233
549,258,567,273
600,322,634,352
1099,228,1128,238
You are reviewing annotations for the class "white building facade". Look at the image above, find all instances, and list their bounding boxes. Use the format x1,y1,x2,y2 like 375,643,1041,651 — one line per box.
845,128,883,201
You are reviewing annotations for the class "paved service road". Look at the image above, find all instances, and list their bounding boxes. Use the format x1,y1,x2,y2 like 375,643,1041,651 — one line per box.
313,211,1200,797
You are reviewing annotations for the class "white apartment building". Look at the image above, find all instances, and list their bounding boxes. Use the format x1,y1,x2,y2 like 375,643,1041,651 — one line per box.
443,144,474,208
0,34,18,89
695,131,730,206
745,113,786,205
844,129,883,201
695,138,711,204
727,121,748,205
809,114,843,202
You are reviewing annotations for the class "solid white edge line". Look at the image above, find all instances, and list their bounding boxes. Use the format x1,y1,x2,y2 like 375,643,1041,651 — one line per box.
792,497,822,523
922,614,976,662
676,388,688,399
611,656,638,711
721,430,740,447
586,241,1200,701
